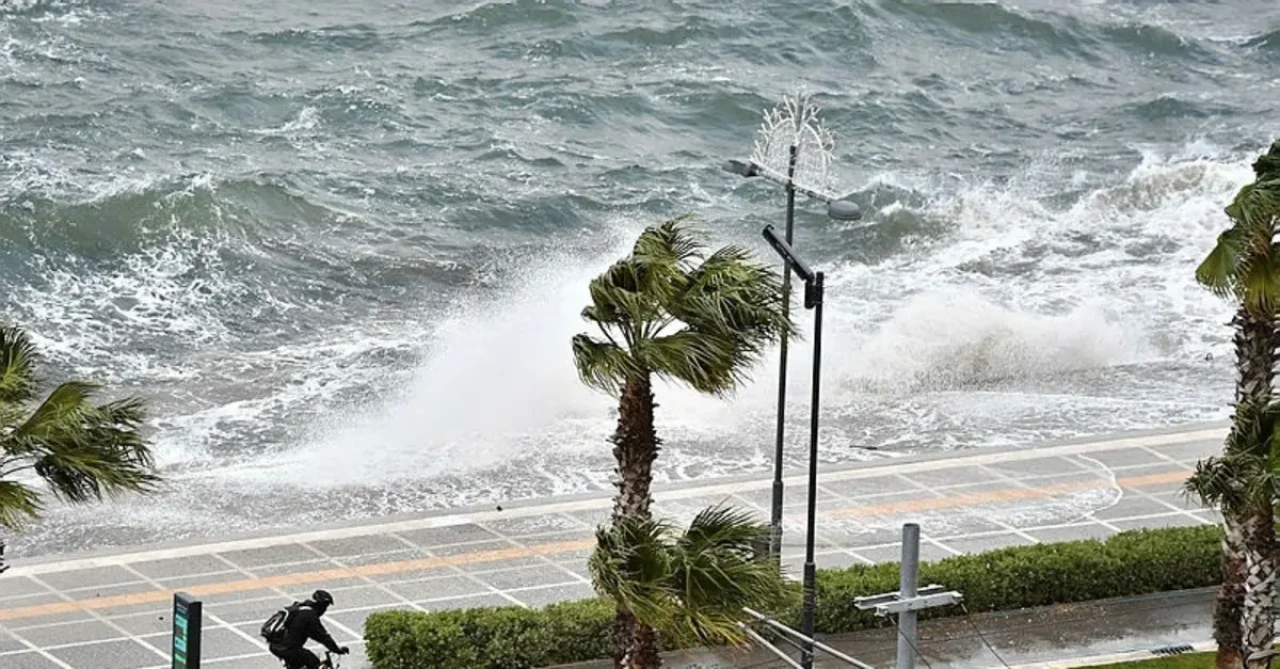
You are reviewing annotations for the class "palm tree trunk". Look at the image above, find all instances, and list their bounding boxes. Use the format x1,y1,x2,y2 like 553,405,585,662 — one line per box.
612,609,637,669
610,374,659,667
1242,504,1277,669
1234,309,1274,405
1219,308,1277,669
1217,514,1247,669
621,620,662,669
611,374,659,523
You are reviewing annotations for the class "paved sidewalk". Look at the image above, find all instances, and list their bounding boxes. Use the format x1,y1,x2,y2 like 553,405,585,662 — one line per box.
624,588,1214,669
0,423,1226,669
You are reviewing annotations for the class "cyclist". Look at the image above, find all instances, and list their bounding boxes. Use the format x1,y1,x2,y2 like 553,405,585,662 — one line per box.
268,589,349,669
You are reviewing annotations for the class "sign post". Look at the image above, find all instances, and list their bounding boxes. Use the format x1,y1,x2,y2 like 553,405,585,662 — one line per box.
173,592,202,669
854,524,963,669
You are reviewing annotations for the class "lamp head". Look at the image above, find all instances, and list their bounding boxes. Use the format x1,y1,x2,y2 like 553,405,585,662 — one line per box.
762,225,816,284
826,199,862,221
722,159,759,178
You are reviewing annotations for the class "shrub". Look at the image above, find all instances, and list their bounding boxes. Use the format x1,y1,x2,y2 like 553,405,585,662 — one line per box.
363,610,478,669
814,525,1222,633
365,525,1223,669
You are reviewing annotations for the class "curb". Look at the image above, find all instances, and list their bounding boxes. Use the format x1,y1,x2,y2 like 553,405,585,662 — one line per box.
1004,641,1215,668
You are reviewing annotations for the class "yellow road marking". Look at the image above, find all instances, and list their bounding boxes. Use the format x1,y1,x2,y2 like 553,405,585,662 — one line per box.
0,540,593,622
0,469,1190,623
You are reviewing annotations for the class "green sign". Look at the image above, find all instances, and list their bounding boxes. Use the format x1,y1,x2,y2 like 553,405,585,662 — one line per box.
173,592,202,669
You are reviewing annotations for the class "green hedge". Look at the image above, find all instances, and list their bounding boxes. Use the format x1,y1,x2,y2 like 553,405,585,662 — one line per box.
365,525,1223,669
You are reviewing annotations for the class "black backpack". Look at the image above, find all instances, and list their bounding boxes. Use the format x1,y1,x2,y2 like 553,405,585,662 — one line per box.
260,602,301,644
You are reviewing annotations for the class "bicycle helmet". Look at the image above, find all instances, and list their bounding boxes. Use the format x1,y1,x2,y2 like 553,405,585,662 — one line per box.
312,589,335,607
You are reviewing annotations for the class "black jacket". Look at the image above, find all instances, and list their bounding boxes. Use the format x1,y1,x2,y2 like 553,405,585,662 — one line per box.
271,604,341,654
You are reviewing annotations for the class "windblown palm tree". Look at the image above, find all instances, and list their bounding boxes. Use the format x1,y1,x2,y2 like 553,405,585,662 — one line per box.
573,216,793,666
1193,139,1280,669
590,505,794,669
1187,400,1280,669
0,325,159,539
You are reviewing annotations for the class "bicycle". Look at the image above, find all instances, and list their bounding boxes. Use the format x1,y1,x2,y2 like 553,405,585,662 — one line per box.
277,651,343,669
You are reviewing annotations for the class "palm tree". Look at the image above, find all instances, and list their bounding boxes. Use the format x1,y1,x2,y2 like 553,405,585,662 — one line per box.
590,505,794,669
0,325,159,538
573,216,794,666
1187,400,1280,669
1193,139,1280,669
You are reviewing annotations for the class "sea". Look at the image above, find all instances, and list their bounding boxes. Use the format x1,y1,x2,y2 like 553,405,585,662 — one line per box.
2,0,1277,557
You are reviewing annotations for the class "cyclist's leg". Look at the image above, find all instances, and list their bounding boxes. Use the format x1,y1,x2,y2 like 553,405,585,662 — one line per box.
296,648,321,669
275,648,321,669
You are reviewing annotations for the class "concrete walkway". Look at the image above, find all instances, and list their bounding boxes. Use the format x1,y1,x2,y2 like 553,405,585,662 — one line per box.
558,588,1215,669
0,423,1226,669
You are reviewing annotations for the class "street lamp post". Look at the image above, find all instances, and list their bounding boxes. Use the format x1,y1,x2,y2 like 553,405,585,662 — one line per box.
722,94,860,562
762,224,826,669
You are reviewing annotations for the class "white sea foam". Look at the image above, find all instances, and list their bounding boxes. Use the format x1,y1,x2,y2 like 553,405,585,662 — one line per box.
221,232,628,487
838,291,1138,392
811,148,1253,396
251,106,323,137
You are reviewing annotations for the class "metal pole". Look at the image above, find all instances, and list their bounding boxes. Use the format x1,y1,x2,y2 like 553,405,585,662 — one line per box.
738,623,806,669
771,143,800,561
897,523,921,669
800,271,824,669
743,607,877,669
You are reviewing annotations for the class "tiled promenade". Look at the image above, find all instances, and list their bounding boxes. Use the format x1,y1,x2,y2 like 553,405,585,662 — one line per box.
0,423,1225,668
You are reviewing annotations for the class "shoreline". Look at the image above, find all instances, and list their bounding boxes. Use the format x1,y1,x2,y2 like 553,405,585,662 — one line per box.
6,418,1228,574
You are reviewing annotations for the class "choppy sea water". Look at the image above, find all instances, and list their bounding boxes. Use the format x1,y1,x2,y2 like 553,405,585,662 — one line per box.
2,0,1277,556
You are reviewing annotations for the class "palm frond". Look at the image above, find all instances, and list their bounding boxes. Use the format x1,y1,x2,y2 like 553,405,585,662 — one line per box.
1231,180,1280,237
669,506,791,645
590,516,677,628
576,219,794,403
0,327,158,521
1224,397,1277,458
680,505,771,556
1196,228,1244,298
0,480,41,530
683,245,770,296
677,246,793,342
1186,397,1280,512
1200,153,1280,312
85,397,154,473
639,330,743,396
1186,455,1246,511
586,260,652,326
678,291,792,349
1237,252,1280,316
7,382,157,503
589,506,793,648
572,335,638,395
632,215,703,272
33,440,160,503
645,244,794,395
12,381,101,442
1253,140,1280,180
0,325,38,404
